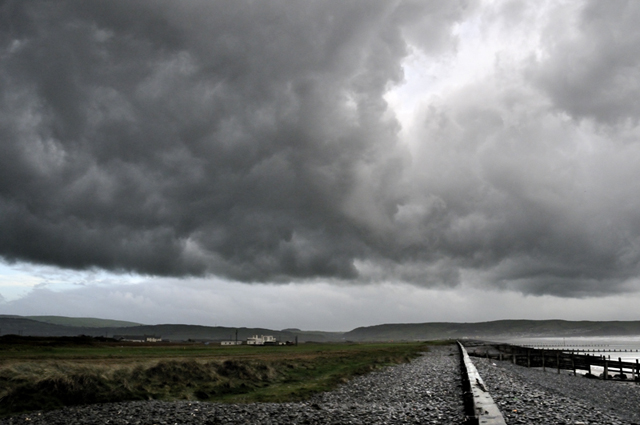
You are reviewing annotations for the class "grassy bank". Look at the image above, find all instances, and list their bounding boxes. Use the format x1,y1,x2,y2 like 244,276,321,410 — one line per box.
0,337,443,416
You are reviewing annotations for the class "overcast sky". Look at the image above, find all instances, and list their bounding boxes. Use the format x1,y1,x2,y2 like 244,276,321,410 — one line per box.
2,0,640,331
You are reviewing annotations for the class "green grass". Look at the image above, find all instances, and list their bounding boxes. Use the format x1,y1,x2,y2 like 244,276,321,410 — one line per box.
0,337,445,417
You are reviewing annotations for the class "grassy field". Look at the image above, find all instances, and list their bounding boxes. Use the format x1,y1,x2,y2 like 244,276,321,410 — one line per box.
0,336,446,416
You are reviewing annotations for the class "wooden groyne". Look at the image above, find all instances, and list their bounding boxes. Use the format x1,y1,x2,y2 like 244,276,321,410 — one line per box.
520,345,640,354
465,342,640,380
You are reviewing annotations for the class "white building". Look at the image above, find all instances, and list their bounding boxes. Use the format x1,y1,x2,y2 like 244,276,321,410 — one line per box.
221,340,243,346
246,335,277,345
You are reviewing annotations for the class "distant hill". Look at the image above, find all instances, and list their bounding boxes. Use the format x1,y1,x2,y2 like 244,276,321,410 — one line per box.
24,316,142,328
3,316,640,342
0,315,343,342
283,329,345,342
0,316,84,337
342,320,640,341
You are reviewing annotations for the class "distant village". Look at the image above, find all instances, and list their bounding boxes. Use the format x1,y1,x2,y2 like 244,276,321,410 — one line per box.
222,334,295,346
113,334,296,346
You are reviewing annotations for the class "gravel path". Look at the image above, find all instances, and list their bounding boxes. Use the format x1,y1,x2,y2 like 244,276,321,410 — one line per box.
0,346,465,425
474,357,640,425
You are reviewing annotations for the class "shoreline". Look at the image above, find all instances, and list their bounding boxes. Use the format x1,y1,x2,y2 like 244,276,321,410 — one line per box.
2,344,639,424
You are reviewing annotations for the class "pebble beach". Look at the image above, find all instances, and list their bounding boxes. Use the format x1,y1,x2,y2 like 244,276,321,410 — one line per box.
475,357,640,425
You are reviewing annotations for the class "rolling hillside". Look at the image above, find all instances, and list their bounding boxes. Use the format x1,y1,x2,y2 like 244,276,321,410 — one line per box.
342,320,640,341
0,315,343,342
2,316,640,342
24,316,141,328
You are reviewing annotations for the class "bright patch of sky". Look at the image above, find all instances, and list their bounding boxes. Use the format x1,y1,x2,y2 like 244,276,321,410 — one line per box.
0,260,143,302
386,0,555,144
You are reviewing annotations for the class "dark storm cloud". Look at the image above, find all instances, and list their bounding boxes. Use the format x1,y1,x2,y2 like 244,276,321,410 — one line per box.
402,76,640,296
532,0,640,124
0,0,466,280
2,0,640,298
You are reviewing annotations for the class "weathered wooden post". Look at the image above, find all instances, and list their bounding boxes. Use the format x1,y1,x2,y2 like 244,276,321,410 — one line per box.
619,357,623,378
571,353,576,376
635,359,639,381
604,359,608,380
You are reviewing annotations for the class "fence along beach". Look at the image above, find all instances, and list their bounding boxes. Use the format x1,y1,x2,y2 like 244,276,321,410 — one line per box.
472,336,640,379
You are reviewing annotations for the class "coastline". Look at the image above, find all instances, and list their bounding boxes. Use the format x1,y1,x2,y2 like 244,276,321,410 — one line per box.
2,343,639,424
